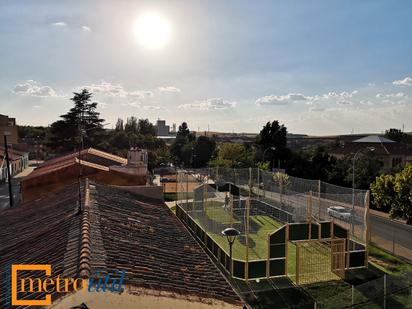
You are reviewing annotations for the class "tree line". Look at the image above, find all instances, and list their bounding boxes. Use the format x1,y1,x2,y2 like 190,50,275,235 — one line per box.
18,89,412,223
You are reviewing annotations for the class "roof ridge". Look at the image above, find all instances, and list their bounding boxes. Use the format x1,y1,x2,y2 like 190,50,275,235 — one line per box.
79,179,92,278
88,148,128,164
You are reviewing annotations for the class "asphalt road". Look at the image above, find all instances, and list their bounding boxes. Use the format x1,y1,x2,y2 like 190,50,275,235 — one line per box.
249,185,412,261
370,214,412,260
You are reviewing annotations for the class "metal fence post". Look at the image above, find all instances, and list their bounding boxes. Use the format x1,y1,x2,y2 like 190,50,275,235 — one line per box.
351,284,354,307
383,274,387,309
392,225,395,255
410,288,412,305
257,168,260,200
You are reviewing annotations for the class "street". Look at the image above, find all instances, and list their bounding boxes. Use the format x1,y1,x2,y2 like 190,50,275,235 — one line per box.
370,214,412,261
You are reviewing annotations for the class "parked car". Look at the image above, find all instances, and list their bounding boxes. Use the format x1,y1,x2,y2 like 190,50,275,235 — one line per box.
327,206,352,220
160,177,172,183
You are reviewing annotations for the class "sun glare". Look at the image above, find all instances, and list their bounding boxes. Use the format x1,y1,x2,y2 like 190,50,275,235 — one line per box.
133,12,172,50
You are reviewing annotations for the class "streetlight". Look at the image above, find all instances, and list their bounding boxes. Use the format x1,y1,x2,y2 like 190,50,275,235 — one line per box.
221,227,241,276
351,146,375,238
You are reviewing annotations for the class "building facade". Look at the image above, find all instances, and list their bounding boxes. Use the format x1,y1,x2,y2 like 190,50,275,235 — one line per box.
0,114,18,144
0,147,29,182
156,119,170,136
330,135,412,168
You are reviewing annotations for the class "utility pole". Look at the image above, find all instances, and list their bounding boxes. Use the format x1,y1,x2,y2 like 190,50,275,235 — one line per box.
3,134,13,207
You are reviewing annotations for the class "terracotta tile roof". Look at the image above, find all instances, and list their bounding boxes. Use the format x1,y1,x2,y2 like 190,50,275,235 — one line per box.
0,183,82,307
87,183,242,305
22,148,126,181
0,181,242,307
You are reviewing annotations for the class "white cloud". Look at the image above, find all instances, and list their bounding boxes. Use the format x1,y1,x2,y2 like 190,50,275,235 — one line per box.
179,98,236,110
360,100,374,106
255,93,308,106
158,86,181,93
82,81,127,97
322,90,358,100
376,92,407,99
337,100,353,105
393,76,412,86
143,105,164,110
126,102,140,108
12,80,58,97
81,81,153,99
128,90,154,99
81,26,91,31
51,22,67,27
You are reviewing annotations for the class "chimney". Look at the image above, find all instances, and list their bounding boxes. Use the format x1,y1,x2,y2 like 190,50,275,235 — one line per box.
127,147,148,167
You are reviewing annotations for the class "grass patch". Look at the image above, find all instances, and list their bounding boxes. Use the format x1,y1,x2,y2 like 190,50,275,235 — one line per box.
368,245,412,276
304,280,357,307
200,203,284,260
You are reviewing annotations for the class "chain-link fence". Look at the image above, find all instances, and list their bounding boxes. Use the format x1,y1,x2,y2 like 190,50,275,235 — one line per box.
316,274,412,308
178,168,368,244
176,168,369,282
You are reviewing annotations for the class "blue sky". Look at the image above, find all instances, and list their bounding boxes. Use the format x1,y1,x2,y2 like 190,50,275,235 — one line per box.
1,0,411,135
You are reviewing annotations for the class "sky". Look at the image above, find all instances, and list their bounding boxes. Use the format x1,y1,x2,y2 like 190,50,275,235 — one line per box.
1,0,411,135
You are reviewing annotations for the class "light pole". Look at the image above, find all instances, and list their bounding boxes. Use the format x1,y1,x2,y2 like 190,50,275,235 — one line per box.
221,227,241,276
3,132,13,207
351,146,375,238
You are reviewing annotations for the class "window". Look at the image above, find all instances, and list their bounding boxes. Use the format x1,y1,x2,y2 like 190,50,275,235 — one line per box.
392,157,402,167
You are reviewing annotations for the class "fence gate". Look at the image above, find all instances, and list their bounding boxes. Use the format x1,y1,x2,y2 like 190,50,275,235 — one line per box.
331,238,346,279
295,239,343,285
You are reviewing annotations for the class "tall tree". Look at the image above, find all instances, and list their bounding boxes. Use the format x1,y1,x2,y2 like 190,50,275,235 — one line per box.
177,122,191,138
255,120,289,168
192,136,216,168
115,118,124,131
48,89,104,151
137,118,156,136
209,143,253,168
171,122,195,166
125,116,138,134
385,128,406,143
371,164,412,224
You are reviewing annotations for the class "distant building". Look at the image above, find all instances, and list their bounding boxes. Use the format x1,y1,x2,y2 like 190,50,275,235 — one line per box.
329,135,412,168
0,114,18,144
156,119,170,136
0,146,29,182
14,137,46,160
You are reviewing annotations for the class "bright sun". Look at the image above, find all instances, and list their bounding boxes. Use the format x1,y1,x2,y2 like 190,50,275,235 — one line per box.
133,12,172,50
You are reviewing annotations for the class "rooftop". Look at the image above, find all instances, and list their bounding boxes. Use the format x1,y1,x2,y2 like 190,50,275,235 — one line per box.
353,135,395,143
23,148,127,181
0,181,242,307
